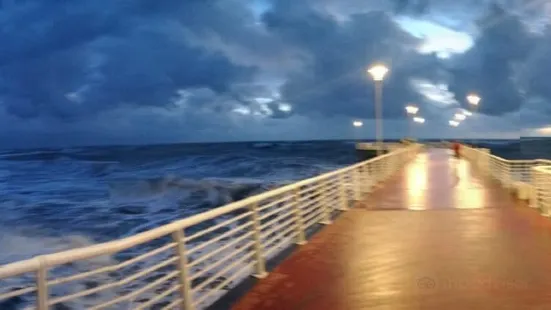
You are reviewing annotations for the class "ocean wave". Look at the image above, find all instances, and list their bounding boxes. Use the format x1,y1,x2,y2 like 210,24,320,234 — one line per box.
107,175,272,207
0,229,101,266
0,175,278,261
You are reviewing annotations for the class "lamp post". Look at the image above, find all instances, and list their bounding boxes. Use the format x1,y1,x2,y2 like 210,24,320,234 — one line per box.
367,64,389,156
405,105,419,139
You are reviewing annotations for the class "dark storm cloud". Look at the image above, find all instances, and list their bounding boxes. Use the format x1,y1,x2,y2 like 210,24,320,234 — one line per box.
391,0,551,120
446,3,534,116
0,0,257,121
518,29,551,109
0,1,122,66
133,0,279,56
2,0,551,148
262,1,442,119
87,23,255,111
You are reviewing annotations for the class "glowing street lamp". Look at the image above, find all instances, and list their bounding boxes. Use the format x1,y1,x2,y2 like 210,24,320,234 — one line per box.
413,117,425,123
454,113,466,121
449,120,460,127
405,105,419,115
467,93,481,106
367,64,389,82
367,63,389,155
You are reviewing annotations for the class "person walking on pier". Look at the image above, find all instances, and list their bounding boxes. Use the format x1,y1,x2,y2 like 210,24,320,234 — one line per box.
452,141,461,158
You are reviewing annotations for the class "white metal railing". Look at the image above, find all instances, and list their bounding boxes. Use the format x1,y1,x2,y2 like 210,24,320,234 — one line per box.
460,145,551,186
0,145,421,309
460,145,551,213
531,166,551,216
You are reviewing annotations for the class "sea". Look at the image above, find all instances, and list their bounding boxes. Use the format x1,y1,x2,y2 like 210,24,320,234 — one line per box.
0,138,549,308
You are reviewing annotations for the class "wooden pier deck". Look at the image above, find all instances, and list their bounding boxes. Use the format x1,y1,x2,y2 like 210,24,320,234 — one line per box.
232,149,551,310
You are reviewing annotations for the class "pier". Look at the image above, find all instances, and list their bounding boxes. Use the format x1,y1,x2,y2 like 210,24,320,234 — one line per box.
233,148,551,310
1,144,551,309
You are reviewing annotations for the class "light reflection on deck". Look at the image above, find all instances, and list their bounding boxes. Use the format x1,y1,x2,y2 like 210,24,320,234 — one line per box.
360,148,516,210
406,152,427,210
454,157,486,209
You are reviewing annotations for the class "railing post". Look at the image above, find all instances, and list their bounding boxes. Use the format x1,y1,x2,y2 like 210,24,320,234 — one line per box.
36,257,48,310
172,229,194,310
250,203,268,278
497,162,503,184
488,159,494,179
530,167,538,208
383,157,389,180
373,161,380,184
529,184,537,209
544,172,551,216
385,157,390,179
363,164,372,193
379,159,385,181
320,179,332,225
353,167,361,201
357,165,365,194
365,163,373,193
384,157,391,179
540,174,549,216
505,164,513,189
293,188,307,245
338,172,349,211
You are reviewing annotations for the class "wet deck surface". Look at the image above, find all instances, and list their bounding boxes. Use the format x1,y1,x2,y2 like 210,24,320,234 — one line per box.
232,149,551,310
359,148,519,210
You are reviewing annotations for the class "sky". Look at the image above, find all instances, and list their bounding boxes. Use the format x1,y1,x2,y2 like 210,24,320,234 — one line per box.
1,0,551,148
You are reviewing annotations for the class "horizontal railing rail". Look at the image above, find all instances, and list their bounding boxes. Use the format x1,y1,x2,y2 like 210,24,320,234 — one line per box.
355,142,403,151
460,145,551,212
0,144,421,309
